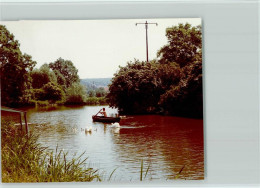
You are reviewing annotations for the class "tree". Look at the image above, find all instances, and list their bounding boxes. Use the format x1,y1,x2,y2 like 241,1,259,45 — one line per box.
107,60,182,114
107,23,202,118
49,58,79,88
42,82,64,102
157,62,182,91
53,70,66,88
95,87,106,97
87,90,96,97
108,60,161,114
0,25,36,106
65,82,87,104
31,64,57,89
157,23,202,67
157,23,202,117
159,59,202,117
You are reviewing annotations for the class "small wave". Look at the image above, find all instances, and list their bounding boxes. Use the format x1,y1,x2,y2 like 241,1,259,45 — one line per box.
118,126,145,129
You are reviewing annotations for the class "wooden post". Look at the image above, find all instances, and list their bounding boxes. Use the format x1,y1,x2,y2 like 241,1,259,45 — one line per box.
24,112,28,134
20,112,23,132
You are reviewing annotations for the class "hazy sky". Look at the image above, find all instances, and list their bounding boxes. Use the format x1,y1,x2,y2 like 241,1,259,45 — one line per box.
1,18,201,78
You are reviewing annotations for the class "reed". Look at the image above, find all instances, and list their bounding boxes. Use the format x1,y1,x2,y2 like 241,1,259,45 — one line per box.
140,159,151,181
139,160,184,181
174,165,185,179
1,120,101,182
107,167,118,181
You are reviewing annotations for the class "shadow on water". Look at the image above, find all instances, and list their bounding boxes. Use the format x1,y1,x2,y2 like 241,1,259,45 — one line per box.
20,105,86,113
110,115,204,180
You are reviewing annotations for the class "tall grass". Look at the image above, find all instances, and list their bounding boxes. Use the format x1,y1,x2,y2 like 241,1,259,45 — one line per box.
140,159,151,181
139,159,185,181
1,121,101,182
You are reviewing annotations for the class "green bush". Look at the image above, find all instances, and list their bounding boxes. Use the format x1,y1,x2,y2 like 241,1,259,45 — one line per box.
31,64,57,89
33,88,46,101
42,82,64,102
33,100,49,107
65,82,87,105
32,82,64,104
85,97,107,105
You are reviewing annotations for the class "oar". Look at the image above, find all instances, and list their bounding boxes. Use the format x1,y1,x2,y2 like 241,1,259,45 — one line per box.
94,109,103,117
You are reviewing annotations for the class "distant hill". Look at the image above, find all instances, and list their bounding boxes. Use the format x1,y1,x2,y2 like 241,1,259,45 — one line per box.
80,78,112,90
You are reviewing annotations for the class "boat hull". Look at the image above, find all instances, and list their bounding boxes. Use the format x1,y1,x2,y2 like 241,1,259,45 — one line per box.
92,116,120,123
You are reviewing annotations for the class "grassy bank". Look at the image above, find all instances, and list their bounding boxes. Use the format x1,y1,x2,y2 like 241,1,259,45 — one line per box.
85,97,107,105
27,97,107,107
1,121,101,182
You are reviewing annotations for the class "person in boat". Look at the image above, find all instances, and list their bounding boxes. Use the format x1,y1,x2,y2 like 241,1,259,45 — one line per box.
99,108,107,117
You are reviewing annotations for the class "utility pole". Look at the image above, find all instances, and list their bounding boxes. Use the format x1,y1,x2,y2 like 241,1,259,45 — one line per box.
136,21,158,62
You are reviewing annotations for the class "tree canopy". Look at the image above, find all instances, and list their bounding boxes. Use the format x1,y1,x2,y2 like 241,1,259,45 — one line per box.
49,58,80,88
107,60,163,114
1,22,202,117
107,23,202,118
157,23,202,117
1,25,88,107
31,64,57,89
65,82,87,105
157,23,202,67
0,25,36,106
30,60,87,105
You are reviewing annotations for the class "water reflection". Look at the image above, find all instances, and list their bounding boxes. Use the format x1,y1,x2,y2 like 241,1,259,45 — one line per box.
110,115,204,180
2,105,203,181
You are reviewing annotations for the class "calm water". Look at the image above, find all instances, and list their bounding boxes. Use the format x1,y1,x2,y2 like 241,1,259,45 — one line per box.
2,105,204,181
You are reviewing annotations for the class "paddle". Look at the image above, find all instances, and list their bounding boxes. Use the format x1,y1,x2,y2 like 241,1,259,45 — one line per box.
94,108,103,117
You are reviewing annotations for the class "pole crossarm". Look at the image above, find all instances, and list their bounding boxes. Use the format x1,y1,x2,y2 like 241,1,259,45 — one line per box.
135,22,158,26
135,21,158,62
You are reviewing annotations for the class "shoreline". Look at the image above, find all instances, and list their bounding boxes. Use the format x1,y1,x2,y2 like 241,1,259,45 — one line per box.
2,104,203,120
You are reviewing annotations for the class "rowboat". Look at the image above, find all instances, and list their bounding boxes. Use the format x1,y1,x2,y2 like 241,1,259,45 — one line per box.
92,115,120,123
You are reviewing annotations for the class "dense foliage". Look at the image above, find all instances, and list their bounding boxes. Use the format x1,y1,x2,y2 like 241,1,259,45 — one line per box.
157,23,202,67
49,58,80,88
0,25,36,106
29,60,88,105
158,23,202,117
30,64,57,89
65,82,87,104
0,25,96,107
107,60,179,114
1,23,202,117
107,23,202,118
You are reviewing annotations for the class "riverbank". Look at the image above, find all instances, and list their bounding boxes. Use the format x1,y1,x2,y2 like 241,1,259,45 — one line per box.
4,97,108,109
2,102,202,119
1,120,102,182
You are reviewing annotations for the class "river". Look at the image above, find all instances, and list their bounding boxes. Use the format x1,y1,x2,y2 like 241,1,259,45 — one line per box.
2,105,204,181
